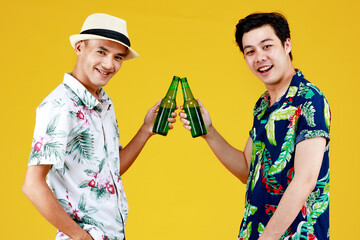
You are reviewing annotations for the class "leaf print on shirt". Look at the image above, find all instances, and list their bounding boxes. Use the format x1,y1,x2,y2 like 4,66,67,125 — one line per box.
258,223,292,240
299,129,329,141
301,102,316,127
297,82,315,99
290,221,308,240
249,141,265,192
238,202,257,240
76,89,99,109
306,170,330,234
268,107,299,175
67,125,98,163
58,193,104,232
285,86,298,98
262,149,284,195
297,82,309,97
238,222,252,240
307,82,325,97
254,93,270,119
29,113,66,165
257,222,265,236
324,99,331,130
265,106,297,146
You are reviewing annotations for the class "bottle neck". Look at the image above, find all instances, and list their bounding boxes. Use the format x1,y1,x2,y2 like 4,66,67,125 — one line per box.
165,76,180,99
181,78,194,101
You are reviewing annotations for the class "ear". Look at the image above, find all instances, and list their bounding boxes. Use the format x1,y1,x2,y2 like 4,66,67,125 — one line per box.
284,38,292,54
74,41,85,55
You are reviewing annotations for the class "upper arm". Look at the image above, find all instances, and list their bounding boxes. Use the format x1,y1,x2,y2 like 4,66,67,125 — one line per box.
244,136,253,172
237,136,253,183
293,137,326,189
23,165,52,189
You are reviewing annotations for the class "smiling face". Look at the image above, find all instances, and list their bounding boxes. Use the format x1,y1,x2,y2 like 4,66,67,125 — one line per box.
72,39,128,98
242,25,294,88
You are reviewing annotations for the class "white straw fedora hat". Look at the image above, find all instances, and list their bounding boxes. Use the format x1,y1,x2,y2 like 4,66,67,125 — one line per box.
70,13,139,61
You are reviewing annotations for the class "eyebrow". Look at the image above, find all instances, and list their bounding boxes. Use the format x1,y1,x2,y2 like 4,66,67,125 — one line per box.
98,46,128,57
243,38,274,51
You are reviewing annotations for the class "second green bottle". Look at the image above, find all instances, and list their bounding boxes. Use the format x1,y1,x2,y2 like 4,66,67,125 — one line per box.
180,77,207,138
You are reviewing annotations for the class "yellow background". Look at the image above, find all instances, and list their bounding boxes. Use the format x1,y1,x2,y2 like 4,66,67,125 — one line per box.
1,0,358,239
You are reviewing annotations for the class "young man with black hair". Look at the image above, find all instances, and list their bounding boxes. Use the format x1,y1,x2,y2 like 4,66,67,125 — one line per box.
180,12,330,240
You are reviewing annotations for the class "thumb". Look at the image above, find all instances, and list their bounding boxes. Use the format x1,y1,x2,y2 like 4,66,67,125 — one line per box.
197,99,207,114
151,99,162,111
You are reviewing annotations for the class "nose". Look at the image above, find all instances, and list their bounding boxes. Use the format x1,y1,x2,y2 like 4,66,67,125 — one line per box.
255,50,267,63
101,55,114,70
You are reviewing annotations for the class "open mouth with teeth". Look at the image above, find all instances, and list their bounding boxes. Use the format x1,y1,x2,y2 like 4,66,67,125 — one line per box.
258,65,273,73
96,68,111,76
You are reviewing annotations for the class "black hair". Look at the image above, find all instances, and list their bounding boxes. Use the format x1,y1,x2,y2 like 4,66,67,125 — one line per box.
235,12,293,60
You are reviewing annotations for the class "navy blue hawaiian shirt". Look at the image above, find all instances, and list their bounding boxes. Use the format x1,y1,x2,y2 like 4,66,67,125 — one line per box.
238,70,330,240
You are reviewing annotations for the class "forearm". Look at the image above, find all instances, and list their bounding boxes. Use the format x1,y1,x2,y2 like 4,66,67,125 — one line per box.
119,124,152,175
259,177,314,239
204,126,250,182
23,171,91,240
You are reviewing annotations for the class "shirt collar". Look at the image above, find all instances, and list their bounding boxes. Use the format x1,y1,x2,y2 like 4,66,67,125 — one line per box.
264,69,305,112
63,73,112,110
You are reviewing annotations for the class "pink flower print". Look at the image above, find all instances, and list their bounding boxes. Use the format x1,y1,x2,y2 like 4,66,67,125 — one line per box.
41,134,52,143
301,204,307,218
34,142,43,152
73,209,81,220
33,134,53,152
288,106,301,127
264,93,270,100
107,185,115,194
76,110,85,120
308,233,316,240
71,98,79,107
88,179,96,188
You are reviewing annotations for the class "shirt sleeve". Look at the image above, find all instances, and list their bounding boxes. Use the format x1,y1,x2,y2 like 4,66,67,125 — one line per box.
28,100,70,169
295,93,331,145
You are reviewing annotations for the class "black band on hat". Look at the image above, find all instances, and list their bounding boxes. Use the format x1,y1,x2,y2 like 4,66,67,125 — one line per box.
80,29,131,47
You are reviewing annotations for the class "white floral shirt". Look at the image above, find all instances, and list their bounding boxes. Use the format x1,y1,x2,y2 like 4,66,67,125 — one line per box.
28,73,128,240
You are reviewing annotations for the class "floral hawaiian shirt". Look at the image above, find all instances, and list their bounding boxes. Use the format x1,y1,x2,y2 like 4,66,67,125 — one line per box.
238,70,330,240
28,73,128,240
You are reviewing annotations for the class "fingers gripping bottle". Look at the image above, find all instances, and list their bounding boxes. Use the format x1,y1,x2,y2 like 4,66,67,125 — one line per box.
152,76,180,136
180,77,207,138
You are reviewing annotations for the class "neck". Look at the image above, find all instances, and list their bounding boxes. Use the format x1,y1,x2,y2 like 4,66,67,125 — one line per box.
71,66,100,101
266,67,296,106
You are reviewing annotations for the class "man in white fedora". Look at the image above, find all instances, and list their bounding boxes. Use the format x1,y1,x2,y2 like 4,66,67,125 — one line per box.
23,13,176,240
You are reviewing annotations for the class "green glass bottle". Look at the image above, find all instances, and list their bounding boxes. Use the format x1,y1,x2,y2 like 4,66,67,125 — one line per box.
152,76,180,136
180,77,207,138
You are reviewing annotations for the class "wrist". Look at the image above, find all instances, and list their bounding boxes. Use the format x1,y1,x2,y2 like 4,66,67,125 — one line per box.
203,124,215,140
140,123,153,139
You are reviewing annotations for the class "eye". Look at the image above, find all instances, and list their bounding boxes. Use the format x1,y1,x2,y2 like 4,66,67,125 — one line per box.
115,56,124,61
263,45,272,50
245,50,255,56
97,50,106,55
